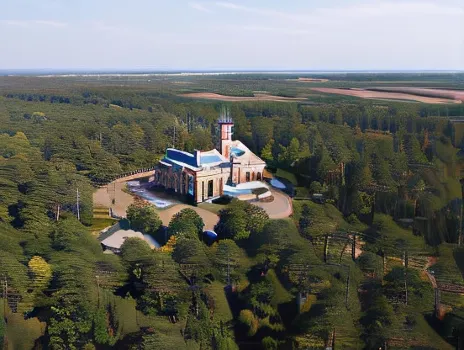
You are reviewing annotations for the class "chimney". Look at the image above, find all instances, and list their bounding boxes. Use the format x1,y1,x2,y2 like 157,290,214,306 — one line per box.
194,150,201,167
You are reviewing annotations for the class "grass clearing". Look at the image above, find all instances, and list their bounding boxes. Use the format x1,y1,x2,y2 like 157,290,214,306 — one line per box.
4,308,45,350
205,281,234,323
198,202,232,215
91,206,117,234
266,269,293,306
292,200,365,237
113,295,140,336
275,168,298,186
441,291,464,308
90,217,118,234
434,244,464,286
371,214,429,254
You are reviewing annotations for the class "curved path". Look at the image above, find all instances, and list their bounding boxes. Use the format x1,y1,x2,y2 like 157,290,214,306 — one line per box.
254,189,293,219
158,204,218,231
94,181,135,218
94,175,292,234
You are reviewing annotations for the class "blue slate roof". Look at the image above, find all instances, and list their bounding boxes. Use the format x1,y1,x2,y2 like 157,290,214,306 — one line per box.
165,149,199,168
162,148,229,170
201,155,223,164
231,147,245,157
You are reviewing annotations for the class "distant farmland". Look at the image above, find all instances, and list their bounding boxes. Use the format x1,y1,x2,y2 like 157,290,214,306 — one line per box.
367,87,464,102
310,87,462,104
180,92,306,102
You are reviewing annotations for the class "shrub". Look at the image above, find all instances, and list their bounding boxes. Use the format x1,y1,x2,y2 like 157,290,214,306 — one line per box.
238,309,258,336
212,195,234,205
252,187,268,196
262,336,279,350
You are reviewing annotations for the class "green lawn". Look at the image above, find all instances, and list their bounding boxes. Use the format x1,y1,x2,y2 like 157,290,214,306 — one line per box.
205,281,234,323
370,214,429,257
90,217,118,233
441,291,464,308
3,309,45,350
275,168,298,186
136,314,187,348
198,202,232,215
292,200,366,237
434,244,464,286
112,294,140,336
265,269,293,306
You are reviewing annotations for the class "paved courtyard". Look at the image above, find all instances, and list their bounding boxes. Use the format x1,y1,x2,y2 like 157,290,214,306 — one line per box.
93,181,219,230
254,189,293,219
93,177,293,233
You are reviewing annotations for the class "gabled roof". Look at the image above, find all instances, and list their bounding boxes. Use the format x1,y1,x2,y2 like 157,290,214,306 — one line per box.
101,229,145,249
161,148,228,171
229,140,266,165
200,149,227,166
165,148,200,169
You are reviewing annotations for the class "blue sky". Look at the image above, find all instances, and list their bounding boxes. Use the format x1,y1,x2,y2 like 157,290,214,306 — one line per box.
1,0,463,70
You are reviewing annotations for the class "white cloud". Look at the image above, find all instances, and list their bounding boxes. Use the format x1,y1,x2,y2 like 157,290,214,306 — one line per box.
0,20,29,27
0,19,67,27
215,2,241,10
92,21,120,32
215,1,464,21
241,25,311,36
189,2,213,13
317,2,464,17
33,20,67,27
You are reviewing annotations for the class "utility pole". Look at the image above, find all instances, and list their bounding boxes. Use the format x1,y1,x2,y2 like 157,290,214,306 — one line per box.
434,288,440,318
76,188,80,222
3,276,8,316
173,124,176,148
331,328,336,350
324,234,330,263
458,201,463,247
226,252,231,287
383,253,387,278
345,267,350,309
404,270,408,306
351,233,356,261
2,276,7,349
96,275,100,308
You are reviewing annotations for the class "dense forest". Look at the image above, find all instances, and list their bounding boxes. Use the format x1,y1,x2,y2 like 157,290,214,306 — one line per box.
1,73,464,349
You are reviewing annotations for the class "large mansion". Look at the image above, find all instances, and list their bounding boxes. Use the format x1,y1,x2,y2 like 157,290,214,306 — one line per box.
153,116,266,204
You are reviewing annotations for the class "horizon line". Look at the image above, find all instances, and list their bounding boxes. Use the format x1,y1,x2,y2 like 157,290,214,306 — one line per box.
1,68,464,76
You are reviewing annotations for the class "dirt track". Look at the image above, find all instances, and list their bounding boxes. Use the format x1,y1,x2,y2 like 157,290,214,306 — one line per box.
370,87,464,102
295,78,329,82
310,88,461,104
158,204,218,231
181,92,305,102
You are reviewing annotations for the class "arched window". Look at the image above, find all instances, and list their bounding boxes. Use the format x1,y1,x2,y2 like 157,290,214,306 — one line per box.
257,172,262,181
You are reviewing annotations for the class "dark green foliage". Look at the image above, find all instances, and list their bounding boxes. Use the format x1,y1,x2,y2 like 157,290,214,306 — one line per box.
0,74,463,349
360,293,397,348
212,195,234,205
213,239,245,282
262,336,279,350
214,200,269,241
184,297,213,347
126,204,162,235
168,208,204,239
172,236,208,265
121,236,152,258
357,252,382,275
238,309,259,337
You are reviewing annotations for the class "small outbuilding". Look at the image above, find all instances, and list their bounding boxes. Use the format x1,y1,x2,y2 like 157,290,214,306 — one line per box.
312,193,325,204
98,222,147,254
